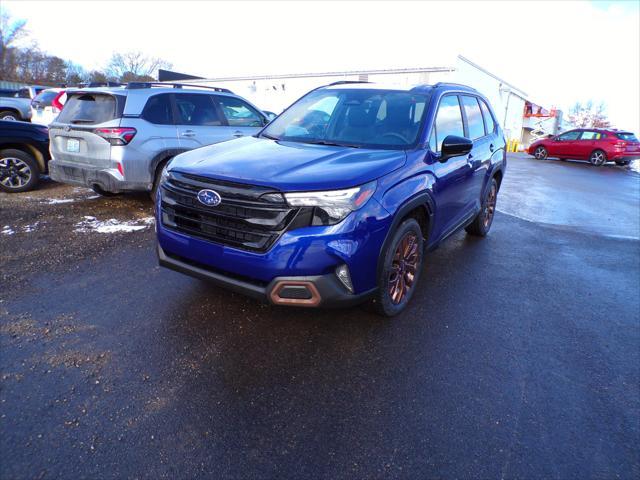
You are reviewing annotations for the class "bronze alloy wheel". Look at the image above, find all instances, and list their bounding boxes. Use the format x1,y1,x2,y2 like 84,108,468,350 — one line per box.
483,182,498,228
388,231,420,305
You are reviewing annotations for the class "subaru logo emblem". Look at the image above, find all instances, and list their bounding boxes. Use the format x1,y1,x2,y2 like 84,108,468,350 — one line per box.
197,189,221,207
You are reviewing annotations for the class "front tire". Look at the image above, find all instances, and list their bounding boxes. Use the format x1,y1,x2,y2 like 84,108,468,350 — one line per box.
466,177,498,237
371,218,424,317
589,149,607,166
0,149,40,192
533,146,548,160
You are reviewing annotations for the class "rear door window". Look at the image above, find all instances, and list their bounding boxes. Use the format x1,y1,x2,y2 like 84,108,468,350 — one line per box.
216,96,264,127
479,99,495,134
432,95,464,152
461,96,485,140
175,94,222,126
57,93,122,124
579,131,599,140
142,94,174,125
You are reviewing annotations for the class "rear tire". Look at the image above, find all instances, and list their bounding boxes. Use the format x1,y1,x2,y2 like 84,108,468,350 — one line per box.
0,110,21,121
370,218,424,317
589,149,607,166
0,149,40,193
466,177,498,237
533,146,547,160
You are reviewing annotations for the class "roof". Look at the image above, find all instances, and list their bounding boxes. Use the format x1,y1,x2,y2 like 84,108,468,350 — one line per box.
321,81,477,95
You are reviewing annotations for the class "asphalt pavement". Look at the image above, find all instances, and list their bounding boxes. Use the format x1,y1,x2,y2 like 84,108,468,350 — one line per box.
1,155,638,479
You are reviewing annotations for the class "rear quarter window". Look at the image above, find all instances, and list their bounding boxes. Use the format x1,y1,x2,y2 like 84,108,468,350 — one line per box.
57,93,124,125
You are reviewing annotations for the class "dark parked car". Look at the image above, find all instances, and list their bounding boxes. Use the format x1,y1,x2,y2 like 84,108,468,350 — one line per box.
156,82,506,316
528,128,640,166
0,120,50,192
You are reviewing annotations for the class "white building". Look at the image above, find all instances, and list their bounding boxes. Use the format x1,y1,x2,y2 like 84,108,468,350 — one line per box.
176,55,543,144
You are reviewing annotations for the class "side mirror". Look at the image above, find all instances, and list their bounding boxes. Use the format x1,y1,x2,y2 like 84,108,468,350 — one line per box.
440,135,473,162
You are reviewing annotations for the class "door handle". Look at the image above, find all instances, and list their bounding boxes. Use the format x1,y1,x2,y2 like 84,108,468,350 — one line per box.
181,130,196,137
489,143,495,152
233,131,244,138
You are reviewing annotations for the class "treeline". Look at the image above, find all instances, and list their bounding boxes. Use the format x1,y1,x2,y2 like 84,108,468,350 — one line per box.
0,12,172,86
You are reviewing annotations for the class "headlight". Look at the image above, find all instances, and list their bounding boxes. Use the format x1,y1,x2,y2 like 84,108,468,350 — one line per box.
284,181,376,225
159,164,171,184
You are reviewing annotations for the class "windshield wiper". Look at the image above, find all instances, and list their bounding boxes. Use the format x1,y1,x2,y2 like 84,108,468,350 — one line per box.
261,132,280,141
70,119,95,124
304,139,363,148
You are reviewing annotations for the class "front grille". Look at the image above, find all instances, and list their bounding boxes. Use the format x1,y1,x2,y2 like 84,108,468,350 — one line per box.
161,172,298,252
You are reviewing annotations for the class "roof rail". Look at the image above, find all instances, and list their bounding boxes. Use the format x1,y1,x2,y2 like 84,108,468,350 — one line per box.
126,82,233,93
76,81,124,88
327,80,371,86
433,82,477,91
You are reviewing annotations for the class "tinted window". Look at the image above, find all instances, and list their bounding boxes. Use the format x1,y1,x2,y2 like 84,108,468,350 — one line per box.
142,94,173,125
56,93,121,124
217,96,263,127
433,95,464,151
461,96,485,140
616,132,639,141
175,94,222,126
580,131,599,140
479,99,495,134
557,131,581,141
32,90,60,106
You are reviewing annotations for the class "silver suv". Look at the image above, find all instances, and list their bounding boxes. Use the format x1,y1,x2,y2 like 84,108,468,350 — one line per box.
48,83,269,196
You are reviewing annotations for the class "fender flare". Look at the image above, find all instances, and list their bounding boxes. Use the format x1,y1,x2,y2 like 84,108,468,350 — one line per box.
148,149,188,177
375,191,435,280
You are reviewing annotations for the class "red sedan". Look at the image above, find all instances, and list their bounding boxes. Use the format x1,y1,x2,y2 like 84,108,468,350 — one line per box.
528,128,640,166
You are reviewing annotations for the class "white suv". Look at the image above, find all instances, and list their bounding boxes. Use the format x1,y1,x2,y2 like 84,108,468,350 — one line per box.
48,82,269,197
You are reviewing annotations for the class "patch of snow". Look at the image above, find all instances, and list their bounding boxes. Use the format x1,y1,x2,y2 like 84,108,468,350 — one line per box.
2,226,15,235
22,222,41,233
45,198,75,204
74,216,154,234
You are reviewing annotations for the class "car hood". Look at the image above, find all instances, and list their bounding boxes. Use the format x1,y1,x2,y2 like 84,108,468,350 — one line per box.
169,136,407,191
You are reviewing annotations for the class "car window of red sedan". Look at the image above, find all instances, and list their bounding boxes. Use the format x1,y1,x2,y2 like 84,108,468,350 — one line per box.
580,131,599,140
557,131,581,141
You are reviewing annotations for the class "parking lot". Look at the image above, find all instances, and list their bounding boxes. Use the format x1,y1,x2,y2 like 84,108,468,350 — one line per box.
1,154,639,478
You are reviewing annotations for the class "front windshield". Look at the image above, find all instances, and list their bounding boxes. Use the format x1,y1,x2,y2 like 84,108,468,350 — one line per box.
261,88,429,149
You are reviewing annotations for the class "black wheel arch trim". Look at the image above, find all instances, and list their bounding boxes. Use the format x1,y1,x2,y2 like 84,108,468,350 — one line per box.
149,149,188,176
376,191,435,280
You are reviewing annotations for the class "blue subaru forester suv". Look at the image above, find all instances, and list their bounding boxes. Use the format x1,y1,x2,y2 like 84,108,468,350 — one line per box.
156,82,506,316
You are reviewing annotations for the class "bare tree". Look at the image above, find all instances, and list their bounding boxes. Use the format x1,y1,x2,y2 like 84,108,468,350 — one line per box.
569,101,611,129
0,11,28,79
106,51,172,82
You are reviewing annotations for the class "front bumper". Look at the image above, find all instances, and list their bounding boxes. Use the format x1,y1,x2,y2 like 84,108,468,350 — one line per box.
48,160,149,192
156,189,392,307
158,244,376,308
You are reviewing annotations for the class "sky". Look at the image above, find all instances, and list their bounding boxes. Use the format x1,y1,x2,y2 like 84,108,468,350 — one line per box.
3,0,640,132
